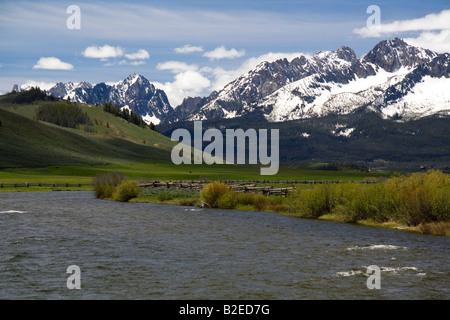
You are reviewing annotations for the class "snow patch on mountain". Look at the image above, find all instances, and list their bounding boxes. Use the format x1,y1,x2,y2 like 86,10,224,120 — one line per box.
142,113,161,125
172,38,448,124
262,66,412,122
332,127,355,137
382,76,450,118
301,133,310,138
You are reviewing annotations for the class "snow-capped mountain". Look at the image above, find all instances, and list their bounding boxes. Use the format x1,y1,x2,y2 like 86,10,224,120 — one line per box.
168,38,449,123
47,74,172,125
36,38,449,127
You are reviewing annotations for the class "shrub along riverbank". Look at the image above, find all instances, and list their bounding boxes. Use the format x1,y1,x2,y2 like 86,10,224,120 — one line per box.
286,170,449,235
95,170,450,236
93,172,139,202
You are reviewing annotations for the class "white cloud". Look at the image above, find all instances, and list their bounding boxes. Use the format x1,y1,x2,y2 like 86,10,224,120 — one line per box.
155,71,211,107
173,71,211,91
157,51,306,107
353,9,450,54
353,10,450,37
175,45,204,54
156,61,199,73
403,30,450,54
20,80,56,90
203,46,245,60
32,57,74,70
82,45,124,59
124,49,150,60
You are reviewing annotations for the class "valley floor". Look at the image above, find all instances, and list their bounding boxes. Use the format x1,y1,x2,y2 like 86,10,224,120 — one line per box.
1,163,448,237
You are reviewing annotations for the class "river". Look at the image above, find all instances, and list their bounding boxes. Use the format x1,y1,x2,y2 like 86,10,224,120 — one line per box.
0,191,448,299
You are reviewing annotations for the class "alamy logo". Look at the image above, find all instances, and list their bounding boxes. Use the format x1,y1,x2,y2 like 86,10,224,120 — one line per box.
66,265,81,289
366,5,381,30
66,5,81,30
366,265,381,289
171,121,279,175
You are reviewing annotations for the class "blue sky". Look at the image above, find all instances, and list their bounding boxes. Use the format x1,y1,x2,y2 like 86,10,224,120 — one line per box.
0,0,449,106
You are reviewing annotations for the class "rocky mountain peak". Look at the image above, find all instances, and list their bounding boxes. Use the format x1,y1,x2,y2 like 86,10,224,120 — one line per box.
166,37,449,124
336,46,357,62
46,74,173,124
363,37,436,72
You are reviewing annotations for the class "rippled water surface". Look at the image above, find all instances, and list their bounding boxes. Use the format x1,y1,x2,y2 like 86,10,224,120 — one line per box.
0,191,448,299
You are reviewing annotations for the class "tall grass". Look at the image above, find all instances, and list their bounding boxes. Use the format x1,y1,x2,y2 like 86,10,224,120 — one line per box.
217,192,264,209
199,181,290,213
393,170,450,225
344,183,398,223
287,170,450,226
93,172,134,201
287,184,339,218
93,172,127,199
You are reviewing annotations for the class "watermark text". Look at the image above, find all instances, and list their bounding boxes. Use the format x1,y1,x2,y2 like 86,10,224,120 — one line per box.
171,121,279,175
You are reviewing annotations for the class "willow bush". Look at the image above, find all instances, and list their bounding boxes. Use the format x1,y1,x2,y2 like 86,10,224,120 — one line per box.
394,170,450,225
200,181,232,208
92,171,140,202
287,170,449,226
112,180,140,202
288,184,340,218
93,172,128,199
344,183,399,223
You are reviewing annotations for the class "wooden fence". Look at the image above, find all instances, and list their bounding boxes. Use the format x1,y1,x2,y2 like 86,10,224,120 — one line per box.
139,181,293,196
0,182,90,188
138,179,379,196
0,179,378,197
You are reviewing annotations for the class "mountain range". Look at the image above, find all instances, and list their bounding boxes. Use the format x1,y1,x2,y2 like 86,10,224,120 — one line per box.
43,73,172,125
10,38,450,164
39,38,449,126
172,37,450,123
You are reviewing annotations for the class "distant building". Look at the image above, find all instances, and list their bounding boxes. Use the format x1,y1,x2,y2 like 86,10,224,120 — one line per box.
12,84,19,92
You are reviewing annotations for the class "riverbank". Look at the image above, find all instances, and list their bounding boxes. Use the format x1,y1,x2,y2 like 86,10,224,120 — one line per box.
129,171,450,236
317,213,450,236
0,183,448,236
1,168,448,236
0,184,447,236
130,193,450,237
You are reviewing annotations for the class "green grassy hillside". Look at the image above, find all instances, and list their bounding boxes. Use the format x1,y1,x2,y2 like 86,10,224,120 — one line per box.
0,94,175,168
0,91,432,184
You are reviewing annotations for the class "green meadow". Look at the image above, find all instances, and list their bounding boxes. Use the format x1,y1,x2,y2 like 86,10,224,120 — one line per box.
0,92,390,191
0,161,387,185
